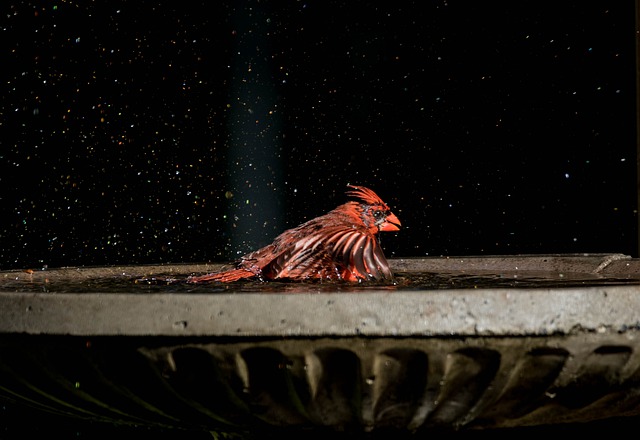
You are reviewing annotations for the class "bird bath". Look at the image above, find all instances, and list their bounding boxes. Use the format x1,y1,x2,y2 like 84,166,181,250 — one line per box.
2,253,640,437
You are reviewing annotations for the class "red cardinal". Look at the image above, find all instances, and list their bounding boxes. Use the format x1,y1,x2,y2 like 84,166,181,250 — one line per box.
188,185,401,283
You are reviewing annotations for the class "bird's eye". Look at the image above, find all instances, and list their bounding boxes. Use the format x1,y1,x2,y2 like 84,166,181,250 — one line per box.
373,210,385,219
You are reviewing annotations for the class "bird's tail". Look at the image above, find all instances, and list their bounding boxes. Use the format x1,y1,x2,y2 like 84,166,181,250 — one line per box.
187,268,256,283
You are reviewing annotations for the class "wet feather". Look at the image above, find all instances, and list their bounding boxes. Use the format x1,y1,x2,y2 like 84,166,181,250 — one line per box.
188,185,401,284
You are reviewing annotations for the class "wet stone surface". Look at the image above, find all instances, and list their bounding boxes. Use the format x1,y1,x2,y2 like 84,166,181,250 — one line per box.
1,271,640,294
2,257,640,294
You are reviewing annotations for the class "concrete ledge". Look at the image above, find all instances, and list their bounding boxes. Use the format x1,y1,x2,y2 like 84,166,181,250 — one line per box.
1,254,639,337
1,286,640,337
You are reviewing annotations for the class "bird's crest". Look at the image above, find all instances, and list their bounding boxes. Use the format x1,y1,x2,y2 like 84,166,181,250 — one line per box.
345,185,388,207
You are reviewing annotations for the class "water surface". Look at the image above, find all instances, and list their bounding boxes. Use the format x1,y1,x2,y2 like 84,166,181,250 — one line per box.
2,267,639,294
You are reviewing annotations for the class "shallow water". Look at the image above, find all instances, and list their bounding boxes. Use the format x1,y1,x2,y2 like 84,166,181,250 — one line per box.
2,269,640,294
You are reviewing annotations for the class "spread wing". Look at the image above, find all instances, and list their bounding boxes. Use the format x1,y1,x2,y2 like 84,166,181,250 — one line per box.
261,226,393,281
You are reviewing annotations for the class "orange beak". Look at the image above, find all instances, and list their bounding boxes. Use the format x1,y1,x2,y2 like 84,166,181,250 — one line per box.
380,212,401,232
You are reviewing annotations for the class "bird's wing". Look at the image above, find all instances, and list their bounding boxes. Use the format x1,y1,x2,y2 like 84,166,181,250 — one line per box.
262,226,392,281
331,228,393,281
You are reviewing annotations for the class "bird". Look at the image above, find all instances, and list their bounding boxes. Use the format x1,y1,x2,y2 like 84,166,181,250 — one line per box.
187,185,401,283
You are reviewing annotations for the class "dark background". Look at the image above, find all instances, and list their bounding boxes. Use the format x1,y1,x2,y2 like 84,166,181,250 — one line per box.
1,1,637,270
